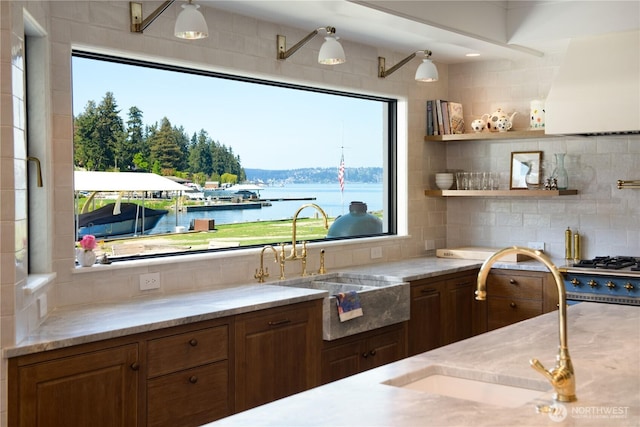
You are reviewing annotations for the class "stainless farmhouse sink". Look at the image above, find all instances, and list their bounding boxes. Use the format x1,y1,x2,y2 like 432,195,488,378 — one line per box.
383,365,551,408
272,273,410,340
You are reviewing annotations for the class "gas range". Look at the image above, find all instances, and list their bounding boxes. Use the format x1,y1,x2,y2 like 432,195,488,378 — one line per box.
560,256,640,306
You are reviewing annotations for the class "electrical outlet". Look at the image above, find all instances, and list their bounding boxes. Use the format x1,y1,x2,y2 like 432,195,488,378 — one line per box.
425,240,436,251
140,272,161,290
37,295,48,318
370,247,383,259
528,241,545,251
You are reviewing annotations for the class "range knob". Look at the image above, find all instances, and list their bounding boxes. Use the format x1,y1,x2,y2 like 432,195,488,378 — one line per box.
570,278,581,287
588,280,599,288
624,282,635,292
605,281,616,290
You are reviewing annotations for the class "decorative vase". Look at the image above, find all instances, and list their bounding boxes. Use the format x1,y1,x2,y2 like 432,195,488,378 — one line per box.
77,249,96,267
552,153,569,190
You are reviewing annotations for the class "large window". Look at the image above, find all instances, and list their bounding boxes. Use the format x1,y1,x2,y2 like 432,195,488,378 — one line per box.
71,52,396,260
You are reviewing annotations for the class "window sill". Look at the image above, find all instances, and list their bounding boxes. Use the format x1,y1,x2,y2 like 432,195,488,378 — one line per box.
71,235,410,273
23,273,57,295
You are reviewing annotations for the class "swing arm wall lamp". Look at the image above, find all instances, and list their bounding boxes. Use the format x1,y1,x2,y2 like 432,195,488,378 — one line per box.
378,49,438,82
277,26,346,65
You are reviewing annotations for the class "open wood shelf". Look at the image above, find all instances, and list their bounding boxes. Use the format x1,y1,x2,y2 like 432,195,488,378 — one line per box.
425,189,578,197
424,129,547,142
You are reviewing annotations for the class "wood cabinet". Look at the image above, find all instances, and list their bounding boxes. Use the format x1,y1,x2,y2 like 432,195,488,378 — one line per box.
234,300,322,411
145,321,232,427
321,322,407,384
407,270,486,357
9,340,140,427
486,269,559,330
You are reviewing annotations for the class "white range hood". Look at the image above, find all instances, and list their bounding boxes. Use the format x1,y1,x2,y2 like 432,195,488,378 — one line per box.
545,30,640,135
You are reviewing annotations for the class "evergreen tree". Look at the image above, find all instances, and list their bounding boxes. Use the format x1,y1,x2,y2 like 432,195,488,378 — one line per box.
148,117,183,171
94,92,124,170
122,106,144,171
188,130,213,176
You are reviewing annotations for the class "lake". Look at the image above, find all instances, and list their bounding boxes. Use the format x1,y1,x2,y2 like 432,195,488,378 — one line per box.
153,183,384,233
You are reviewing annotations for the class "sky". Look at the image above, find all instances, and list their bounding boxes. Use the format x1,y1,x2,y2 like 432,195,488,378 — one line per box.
71,56,385,170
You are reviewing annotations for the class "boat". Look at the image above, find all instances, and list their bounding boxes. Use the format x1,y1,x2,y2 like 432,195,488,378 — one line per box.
77,203,168,238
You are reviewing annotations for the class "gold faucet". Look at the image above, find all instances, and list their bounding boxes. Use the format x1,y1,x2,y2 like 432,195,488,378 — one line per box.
254,245,279,283
476,246,577,402
287,203,329,261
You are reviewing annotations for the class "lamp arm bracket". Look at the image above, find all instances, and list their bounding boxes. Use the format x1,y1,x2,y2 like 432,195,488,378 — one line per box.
130,0,176,33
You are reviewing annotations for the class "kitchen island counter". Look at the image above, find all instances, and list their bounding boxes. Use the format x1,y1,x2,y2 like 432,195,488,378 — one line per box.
207,302,639,427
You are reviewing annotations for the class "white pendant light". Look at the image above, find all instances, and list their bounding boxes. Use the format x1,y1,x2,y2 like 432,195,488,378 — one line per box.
174,0,208,40
415,57,438,82
318,35,346,65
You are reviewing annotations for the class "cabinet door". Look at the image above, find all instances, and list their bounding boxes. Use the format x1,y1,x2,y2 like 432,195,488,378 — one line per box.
361,325,406,371
321,340,362,384
14,344,139,427
408,279,445,356
445,273,487,344
235,300,322,411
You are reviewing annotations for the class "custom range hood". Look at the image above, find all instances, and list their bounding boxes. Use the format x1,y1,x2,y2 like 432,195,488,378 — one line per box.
545,30,640,135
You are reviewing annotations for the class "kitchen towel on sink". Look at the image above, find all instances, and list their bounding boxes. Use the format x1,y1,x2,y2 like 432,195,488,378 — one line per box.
335,291,363,322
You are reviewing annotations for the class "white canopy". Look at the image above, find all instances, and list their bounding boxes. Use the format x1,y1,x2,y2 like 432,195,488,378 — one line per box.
74,171,191,192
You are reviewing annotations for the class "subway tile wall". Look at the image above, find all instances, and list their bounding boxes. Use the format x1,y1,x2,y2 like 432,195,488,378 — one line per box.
444,60,640,259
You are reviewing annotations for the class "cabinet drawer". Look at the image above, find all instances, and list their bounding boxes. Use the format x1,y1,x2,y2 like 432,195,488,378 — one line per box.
147,361,231,427
487,297,543,330
147,325,228,378
239,303,311,335
488,273,543,300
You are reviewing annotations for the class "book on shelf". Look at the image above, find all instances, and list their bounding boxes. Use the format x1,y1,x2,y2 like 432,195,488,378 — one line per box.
441,100,451,135
448,102,465,134
435,99,444,135
426,100,434,135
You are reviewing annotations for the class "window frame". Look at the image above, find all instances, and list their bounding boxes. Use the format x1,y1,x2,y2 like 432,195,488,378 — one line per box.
71,50,398,261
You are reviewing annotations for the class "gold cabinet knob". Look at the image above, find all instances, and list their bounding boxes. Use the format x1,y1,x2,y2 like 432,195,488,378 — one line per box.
624,282,635,291
605,281,616,290
509,279,517,285
509,302,517,308
130,362,140,371
189,338,198,346
189,376,198,384
570,278,581,287
588,279,598,288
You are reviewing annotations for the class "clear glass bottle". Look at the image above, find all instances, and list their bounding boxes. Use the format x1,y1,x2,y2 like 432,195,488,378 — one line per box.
552,153,569,190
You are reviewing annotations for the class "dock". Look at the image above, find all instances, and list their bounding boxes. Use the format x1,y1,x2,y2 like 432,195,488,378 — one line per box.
185,202,262,212
259,197,316,202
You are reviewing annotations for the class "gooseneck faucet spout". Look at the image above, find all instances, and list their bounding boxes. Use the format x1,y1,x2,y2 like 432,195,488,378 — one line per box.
254,245,279,283
476,246,577,402
287,203,329,261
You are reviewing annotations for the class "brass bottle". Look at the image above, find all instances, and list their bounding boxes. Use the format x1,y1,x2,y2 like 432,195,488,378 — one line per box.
565,227,572,260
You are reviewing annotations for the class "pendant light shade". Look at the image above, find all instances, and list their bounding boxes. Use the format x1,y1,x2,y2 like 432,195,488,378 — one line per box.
414,58,439,82
174,1,208,40
318,35,346,65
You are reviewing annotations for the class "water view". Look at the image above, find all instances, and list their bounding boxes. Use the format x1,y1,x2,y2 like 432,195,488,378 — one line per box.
153,183,384,234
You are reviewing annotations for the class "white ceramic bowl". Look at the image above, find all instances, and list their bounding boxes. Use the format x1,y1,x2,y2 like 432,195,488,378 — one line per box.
436,180,454,190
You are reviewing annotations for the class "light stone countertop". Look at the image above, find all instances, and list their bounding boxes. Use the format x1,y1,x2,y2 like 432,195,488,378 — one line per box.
208,302,640,427
3,256,559,359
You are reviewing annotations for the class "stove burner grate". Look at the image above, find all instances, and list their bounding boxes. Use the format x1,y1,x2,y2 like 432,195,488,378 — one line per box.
572,256,638,270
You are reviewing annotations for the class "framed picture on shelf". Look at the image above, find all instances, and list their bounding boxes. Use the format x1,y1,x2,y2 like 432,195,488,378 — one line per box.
510,151,542,189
